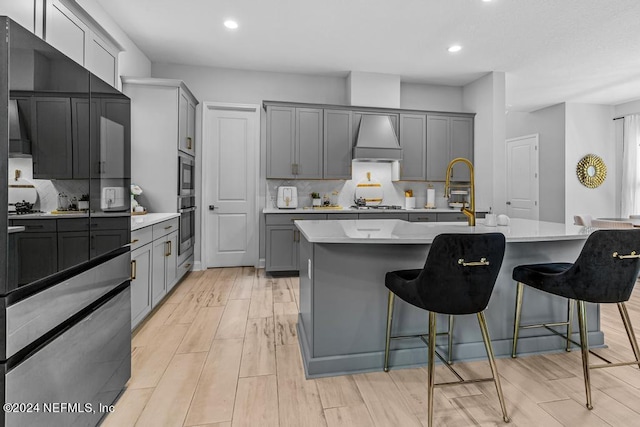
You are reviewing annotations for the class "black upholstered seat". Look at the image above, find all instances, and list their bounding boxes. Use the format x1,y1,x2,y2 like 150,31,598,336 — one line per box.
383,233,509,426
511,229,640,410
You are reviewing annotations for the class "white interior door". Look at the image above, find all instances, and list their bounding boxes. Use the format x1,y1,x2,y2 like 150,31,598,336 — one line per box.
204,105,258,267
506,134,539,219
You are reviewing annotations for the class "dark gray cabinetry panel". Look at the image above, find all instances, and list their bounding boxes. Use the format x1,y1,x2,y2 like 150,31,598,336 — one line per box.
265,213,327,272
131,243,152,329
266,226,298,271
399,114,427,180
32,97,73,179
426,115,474,181
323,109,353,179
426,115,450,181
358,213,409,220
58,231,89,270
266,106,296,178
408,213,437,222
71,97,99,179
296,108,323,179
9,219,58,285
450,117,473,181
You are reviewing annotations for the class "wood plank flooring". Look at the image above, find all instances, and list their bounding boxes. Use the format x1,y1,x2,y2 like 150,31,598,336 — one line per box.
103,268,640,426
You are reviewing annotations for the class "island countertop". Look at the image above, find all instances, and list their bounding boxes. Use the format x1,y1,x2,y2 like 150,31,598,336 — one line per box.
295,218,588,244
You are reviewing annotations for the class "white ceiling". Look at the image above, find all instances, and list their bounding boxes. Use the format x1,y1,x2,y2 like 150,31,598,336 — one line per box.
95,0,640,112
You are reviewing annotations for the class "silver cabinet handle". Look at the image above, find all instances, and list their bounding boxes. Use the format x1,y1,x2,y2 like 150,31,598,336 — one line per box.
458,258,490,267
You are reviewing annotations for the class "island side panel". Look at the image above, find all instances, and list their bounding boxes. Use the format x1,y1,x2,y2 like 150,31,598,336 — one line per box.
298,236,601,378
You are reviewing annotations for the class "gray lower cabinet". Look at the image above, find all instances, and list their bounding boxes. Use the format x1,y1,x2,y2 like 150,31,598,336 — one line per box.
408,213,437,222
324,109,352,179
13,231,58,285
58,231,89,270
358,213,409,220
399,114,427,180
151,228,178,306
131,218,180,329
131,242,152,329
265,213,326,272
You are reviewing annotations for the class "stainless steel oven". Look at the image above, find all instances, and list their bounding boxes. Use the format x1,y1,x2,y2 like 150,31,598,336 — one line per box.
178,195,196,255
178,153,195,196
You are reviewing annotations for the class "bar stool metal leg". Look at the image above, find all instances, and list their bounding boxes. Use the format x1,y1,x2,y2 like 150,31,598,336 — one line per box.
577,300,593,410
427,312,437,427
566,299,574,352
617,302,640,369
447,315,454,364
478,311,510,422
512,282,524,358
384,291,395,372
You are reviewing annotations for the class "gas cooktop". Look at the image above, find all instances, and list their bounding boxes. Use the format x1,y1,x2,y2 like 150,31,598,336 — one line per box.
351,205,404,210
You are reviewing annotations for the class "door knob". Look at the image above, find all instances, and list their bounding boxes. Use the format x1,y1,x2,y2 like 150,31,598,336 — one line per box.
506,201,511,205
209,205,216,210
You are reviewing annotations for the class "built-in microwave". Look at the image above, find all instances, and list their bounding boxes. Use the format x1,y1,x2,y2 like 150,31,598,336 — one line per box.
178,153,195,196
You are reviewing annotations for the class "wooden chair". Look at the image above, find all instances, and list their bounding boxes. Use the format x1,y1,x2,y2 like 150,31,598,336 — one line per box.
573,214,592,226
591,219,633,229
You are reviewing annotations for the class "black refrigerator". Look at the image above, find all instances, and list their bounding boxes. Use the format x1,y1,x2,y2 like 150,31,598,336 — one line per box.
1,18,131,427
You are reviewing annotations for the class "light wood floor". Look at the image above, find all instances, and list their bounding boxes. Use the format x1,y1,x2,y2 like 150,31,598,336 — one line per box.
102,268,640,426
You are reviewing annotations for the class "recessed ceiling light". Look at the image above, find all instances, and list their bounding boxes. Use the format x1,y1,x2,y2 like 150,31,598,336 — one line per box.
448,45,462,53
224,20,238,29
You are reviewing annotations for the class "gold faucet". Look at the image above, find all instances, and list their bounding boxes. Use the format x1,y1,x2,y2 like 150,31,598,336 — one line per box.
444,157,476,226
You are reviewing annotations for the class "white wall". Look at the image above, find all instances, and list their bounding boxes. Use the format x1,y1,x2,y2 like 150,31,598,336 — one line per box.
614,99,640,117
462,71,506,214
400,83,463,112
564,103,616,224
506,104,566,222
347,71,400,108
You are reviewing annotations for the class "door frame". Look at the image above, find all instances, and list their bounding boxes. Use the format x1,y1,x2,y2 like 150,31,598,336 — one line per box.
201,102,261,269
505,134,539,220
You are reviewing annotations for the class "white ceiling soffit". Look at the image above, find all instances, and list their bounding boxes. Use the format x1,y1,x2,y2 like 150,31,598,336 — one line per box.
95,0,640,112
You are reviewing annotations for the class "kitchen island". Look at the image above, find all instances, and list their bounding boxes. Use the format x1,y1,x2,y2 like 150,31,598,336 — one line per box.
295,218,596,378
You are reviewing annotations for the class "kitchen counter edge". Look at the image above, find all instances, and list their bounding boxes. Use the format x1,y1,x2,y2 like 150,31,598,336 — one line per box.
131,213,180,231
263,207,471,214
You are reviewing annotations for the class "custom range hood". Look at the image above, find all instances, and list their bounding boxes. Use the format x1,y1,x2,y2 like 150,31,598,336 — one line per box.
9,99,32,157
352,114,402,161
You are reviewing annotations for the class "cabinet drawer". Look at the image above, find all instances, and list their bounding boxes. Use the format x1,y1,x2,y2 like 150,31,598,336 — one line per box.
152,218,179,239
90,216,130,230
57,218,89,231
131,226,153,251
9,219,57,233
408,213,437,222
329,213,358,220
358,213,409,220
265,213,327,225
437,213,469,222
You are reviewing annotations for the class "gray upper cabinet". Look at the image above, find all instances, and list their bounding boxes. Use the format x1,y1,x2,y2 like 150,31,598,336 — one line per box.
426,115,474,181
266,106,296,178
178,89,197,155
32,97,73,179
324,109,353,179
399,114,427,180
266,106,323,179
450,117,473,181
296,108,323,179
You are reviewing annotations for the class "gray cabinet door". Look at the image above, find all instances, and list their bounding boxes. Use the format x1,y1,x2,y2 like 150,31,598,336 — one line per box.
296,108,323,179
324,109,353,179
58,231,90,270
152,237,168,306
266,106,295,178
32,97,73,179
178,90,196,155
399,114,427,180
358,213,409,220
166,231,179,292
14,232,58,285
450,117,473,181
408,213,437,222
426,115,450,181
437,212,469,222
71,97,99,179
91,229,128,259
131,243,153,329
266,225,297,271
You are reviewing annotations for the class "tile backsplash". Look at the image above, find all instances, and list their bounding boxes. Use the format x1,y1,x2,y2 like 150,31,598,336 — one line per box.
267,162,452,209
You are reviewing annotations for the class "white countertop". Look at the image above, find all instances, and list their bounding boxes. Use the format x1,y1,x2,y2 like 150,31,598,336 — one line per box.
263,207,469,214
295,218,589,244
131,213,180,231
7,211,130,219
8,226,25,234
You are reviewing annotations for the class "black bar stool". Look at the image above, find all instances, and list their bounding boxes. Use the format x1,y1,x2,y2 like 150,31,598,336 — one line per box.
383,233,509,427
512,229,640,409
